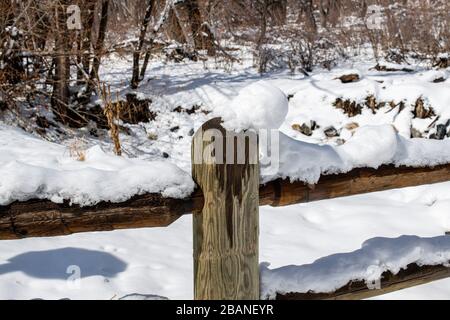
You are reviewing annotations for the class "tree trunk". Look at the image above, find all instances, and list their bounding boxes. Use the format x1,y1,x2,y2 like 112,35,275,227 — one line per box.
166,6,189,45
85,0,110,100
174,0,216,55
172,2,196,48
299,0,317,32
131,0,155,89
257,0,269,50
51,1,71,123
80,0,96,81
140,52,152,81
319,0,341,28
270,0,287,25
187,0,216,55
131,0,173,89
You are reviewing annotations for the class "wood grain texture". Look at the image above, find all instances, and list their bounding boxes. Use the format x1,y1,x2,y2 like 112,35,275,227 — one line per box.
0,164,449,240
276,263,450,300
0,192,203,240
260,164,450,207
192,118,260,300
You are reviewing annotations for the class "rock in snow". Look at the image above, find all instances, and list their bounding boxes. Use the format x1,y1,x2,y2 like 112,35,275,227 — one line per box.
324,126,339,138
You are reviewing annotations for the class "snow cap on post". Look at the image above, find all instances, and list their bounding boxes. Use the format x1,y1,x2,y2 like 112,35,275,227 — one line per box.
222,81,289,131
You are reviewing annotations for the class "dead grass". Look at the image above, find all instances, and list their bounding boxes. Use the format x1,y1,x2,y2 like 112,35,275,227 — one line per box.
99,83,122,156
68,139,87,162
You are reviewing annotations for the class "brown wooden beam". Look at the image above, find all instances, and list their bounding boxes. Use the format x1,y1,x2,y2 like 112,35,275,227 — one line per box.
260,164,450,207
1,164,450,240
0,191,204,240
276,263,450,300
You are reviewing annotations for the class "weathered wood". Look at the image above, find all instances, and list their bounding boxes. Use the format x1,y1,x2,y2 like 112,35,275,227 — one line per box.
51,0,71,123
0,164,450,240
0,192,203,240
192,118,260,300
260,164,450,207
276,263,450,300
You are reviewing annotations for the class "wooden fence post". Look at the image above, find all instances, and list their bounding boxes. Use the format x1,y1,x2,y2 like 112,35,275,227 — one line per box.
192,118,260,300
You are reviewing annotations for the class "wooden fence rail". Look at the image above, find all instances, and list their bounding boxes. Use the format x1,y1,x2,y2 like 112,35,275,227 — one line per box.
277,263,450,300
2,164,450,240
1,118,450,300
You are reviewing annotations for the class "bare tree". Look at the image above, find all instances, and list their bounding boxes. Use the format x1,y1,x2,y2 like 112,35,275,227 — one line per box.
298,0,317,32
85,0,110,100
174,0,216,54
78,0,97,83
51,0,71,123
131,0,155,89
319,0,341,28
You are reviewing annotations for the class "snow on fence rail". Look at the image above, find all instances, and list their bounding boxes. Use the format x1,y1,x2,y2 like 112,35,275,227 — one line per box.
277,262,450,300
2,163,449,240
1,118,450,300
263,235,450,300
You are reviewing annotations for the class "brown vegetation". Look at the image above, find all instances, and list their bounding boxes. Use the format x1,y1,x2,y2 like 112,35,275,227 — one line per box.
0,0,448,140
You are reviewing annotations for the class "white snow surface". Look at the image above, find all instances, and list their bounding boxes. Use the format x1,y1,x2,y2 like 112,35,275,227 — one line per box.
1,53,450,299
260,125,450,184
3,58,450,205
261,235,450,299
107,56,450,189
0,127,195,206
0,181,449,300
2,113,450,206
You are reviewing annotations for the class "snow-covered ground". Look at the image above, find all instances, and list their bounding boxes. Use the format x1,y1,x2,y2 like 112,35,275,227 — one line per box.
0,126,194,206
1,52,450,299
0,181,449,300
2,54,450,205
98,52,450,176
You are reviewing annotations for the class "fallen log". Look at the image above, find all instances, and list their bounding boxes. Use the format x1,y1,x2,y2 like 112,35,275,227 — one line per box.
1,164,450,239
276,263,450,300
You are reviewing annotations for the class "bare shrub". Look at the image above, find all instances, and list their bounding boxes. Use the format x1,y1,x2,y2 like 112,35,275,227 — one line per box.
100,83,122,156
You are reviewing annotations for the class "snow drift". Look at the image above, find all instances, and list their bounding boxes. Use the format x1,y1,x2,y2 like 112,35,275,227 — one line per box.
2,77,450,205
0,127,195,206
261,235,450,299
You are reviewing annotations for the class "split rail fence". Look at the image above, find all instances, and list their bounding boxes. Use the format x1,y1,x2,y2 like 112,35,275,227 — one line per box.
1,118,450,300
